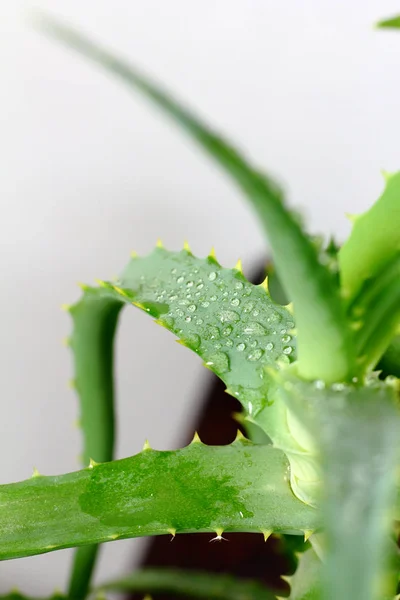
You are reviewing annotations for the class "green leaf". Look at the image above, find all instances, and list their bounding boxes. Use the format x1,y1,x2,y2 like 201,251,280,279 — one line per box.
280,375,400,600
339,172,400,304
286,548,321,600
349,255,400,369
377,15,400,29
77,246,296,418
0,439,317,560
37,15,355,384
96,567,276,599
65,293,123,599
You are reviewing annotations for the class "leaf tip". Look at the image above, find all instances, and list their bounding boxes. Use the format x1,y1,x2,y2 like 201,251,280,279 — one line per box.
183,240,192,253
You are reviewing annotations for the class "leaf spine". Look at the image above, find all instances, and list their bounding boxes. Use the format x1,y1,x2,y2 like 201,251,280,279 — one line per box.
304,529,314,542
88,458,99,469
142,439,152,451
234,429,247,442
77,282,89,291
132,300,147,310
130,250,138,258
208,246,217,260
95,279,108,288
61,303,72,312
167,527,176,540
345,213,360,223
191,431,202,444
112,285,129,297
32,467,41,478
210,528,227,542
234,258,243,273
285,301,294,314
260,276,269,293
156,238,164,249
183,240,192,252
262,529,273,542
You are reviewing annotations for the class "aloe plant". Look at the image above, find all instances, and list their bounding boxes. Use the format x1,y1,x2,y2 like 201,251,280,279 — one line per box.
1,14,400,600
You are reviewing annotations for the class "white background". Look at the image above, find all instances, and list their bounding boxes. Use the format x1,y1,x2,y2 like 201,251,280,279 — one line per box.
1,0,399,593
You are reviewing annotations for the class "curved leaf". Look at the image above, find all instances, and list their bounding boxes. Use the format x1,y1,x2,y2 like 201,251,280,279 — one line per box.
286,548,321,600
37,14,355,383
96,568,276,600
74,246,296,418
0,439,317,560
377,16,400,29
339,172,400,304
65,294,123,599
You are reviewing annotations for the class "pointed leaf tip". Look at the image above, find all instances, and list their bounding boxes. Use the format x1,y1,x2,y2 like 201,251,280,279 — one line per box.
156,239,164,249
183,240,191,252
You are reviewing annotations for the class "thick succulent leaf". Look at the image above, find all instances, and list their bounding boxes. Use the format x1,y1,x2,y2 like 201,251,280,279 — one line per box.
280,375,400,600
286,548,321,600
76,246,297,418
0,439,317,560
65,293,123,599
348,256,400,372
377,15,400,28
38,15,355,384
96,568,276,599
339,172,400,304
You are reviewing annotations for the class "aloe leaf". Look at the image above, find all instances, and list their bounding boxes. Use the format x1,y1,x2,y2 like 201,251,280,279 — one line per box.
96,567,276,599
37,16,354,384
339,172,400,304
281,375,400,600
377,16,400,29
285,548,321,600
73,246,296,418
0,438,317,560
65,294,123,599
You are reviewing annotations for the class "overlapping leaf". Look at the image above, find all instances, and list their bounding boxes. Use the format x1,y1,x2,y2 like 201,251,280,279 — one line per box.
39,15,355,384
0,439,317,560
96,568,276,599
70,246,296,418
